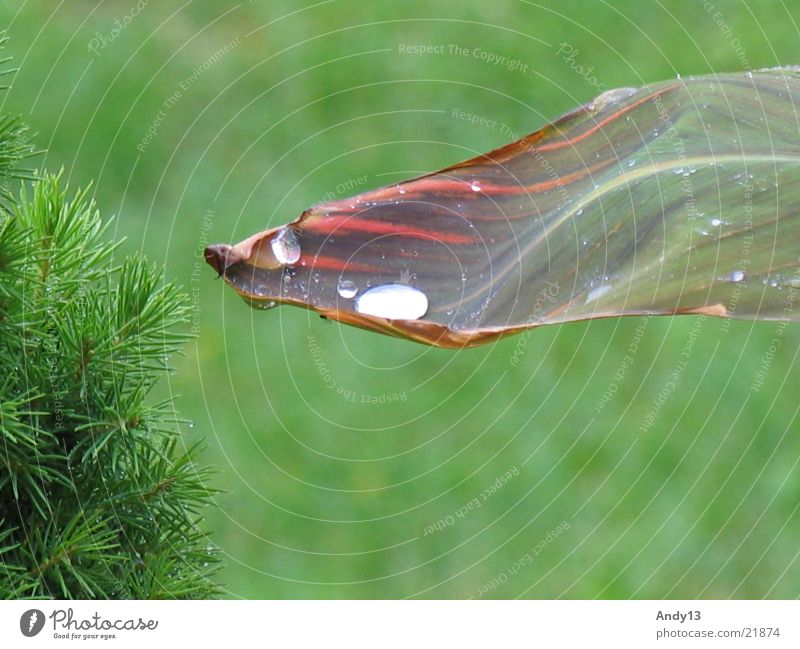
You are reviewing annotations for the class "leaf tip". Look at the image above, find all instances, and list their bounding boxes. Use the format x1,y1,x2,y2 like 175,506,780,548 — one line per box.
204,243,233,277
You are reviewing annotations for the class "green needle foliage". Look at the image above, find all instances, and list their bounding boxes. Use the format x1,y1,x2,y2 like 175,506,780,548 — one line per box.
0,33,35,211
0,166,220,595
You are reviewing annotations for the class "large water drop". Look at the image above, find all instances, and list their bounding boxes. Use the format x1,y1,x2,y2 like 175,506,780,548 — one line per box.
354,283,429,320
270,227,301,265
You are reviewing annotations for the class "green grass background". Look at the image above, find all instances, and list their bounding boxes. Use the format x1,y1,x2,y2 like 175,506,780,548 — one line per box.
2,0,798,598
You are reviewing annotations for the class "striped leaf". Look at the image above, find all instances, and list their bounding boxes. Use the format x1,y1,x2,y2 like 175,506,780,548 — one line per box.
206,68,800,348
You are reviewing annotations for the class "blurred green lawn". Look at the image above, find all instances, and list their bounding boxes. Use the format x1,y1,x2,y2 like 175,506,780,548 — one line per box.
3,0,798,597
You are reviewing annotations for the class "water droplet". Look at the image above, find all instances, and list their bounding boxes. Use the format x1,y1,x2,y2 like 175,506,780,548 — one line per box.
252,300,278,310
470,182,481,192
730,270,745,282
783,275,800,289
627,160,636,168
589,87,638,110
585,284,612,304
710,217,722,227
337,279,357,299
354,284,429,320
270,227,301,264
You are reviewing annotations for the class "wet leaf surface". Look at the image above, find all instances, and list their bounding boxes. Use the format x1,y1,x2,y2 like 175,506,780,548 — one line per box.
207,68,800,347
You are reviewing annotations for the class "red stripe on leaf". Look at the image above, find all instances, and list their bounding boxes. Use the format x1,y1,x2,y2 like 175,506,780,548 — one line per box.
304,215,478,244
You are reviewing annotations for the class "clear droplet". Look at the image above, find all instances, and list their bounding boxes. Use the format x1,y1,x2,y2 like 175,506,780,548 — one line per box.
337,279,357,299
470,182,481,192
589,87,638,110
585,284,612,304
270,227,301,264
354,283,429,320
710,217,722,227
252,300,278,310
730,270,745,282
